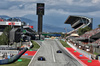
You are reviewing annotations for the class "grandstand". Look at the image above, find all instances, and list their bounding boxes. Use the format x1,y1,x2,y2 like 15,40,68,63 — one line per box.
93,39,100,45
0,18,36,44
64,15,100,44
0,18,22,35
23,26,36,40
64,15,92,35
65,15,100,55
75,28,100,45
78,28,100,39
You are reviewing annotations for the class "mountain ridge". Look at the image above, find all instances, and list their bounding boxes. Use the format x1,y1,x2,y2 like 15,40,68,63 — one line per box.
0,15,68,32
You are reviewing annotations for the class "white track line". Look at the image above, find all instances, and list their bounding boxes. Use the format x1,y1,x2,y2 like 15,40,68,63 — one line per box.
64,47,87,66
51,46,56,62
28,47,40,66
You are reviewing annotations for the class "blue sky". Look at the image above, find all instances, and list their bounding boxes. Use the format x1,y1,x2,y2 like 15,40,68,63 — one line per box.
0,0,100,32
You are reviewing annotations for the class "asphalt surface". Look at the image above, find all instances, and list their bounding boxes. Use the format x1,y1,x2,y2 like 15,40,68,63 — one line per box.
28,39,83,66
21,56,33,59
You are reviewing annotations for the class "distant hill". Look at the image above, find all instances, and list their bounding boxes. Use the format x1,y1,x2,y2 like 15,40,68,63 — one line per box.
0,14,99,32
0,15,10,18
23,14,72,32
43,24,71,32
0,15,71,32
14,17,37,30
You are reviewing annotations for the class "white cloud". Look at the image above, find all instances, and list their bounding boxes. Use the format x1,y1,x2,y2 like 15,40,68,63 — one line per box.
92,0,100,3
0,10,35,17
5,0,37,2
0,0,100,18
19,4,23,7
9,6,19,10
87,11,100,17
45,8,100,18
24,3,36,10
0,0,99,30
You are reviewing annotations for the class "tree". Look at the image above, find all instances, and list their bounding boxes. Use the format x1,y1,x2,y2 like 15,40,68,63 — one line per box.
78,26,92,35
0,26,11,45
98,24,100,28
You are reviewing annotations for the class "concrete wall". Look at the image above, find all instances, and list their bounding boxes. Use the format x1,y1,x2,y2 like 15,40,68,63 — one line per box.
0,50,18,56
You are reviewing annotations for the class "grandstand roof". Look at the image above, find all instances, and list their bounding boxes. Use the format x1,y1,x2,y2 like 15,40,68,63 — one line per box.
64,15,81,24
64,15,90,24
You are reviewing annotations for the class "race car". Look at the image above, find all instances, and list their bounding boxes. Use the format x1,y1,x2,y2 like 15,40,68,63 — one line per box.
56,50,62,53
38,56,46,61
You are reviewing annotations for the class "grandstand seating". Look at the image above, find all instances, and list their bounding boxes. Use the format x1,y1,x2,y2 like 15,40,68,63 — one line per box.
93,39,100,45
78,28,100,39
65,15,100,57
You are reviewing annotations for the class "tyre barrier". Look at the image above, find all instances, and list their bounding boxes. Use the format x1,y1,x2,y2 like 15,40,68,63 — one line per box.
0,44,33,65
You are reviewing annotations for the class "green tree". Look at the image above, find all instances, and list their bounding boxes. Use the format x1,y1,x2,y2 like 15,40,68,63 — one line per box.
78,26,92,35
98,24,100,28
0,26,11,45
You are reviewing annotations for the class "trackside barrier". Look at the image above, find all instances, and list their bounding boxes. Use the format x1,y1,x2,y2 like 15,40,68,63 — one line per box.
0,43,33,65
0,48,28,65
62,40,92,59
61,39,77,50
76,48,91,60
0,50,18,56
98,56,100,62
67,41,77,50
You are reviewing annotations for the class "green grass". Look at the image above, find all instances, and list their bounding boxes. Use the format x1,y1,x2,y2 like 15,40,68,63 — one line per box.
94,52,100,55
31,40,40,50
0,58,31,66
60,40,71,47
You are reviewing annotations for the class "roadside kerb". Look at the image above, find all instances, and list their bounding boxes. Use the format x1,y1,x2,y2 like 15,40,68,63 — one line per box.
28,47,40,66
67,41,92,59
64,47,87,66
28,41,41,66
56,40,85,66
